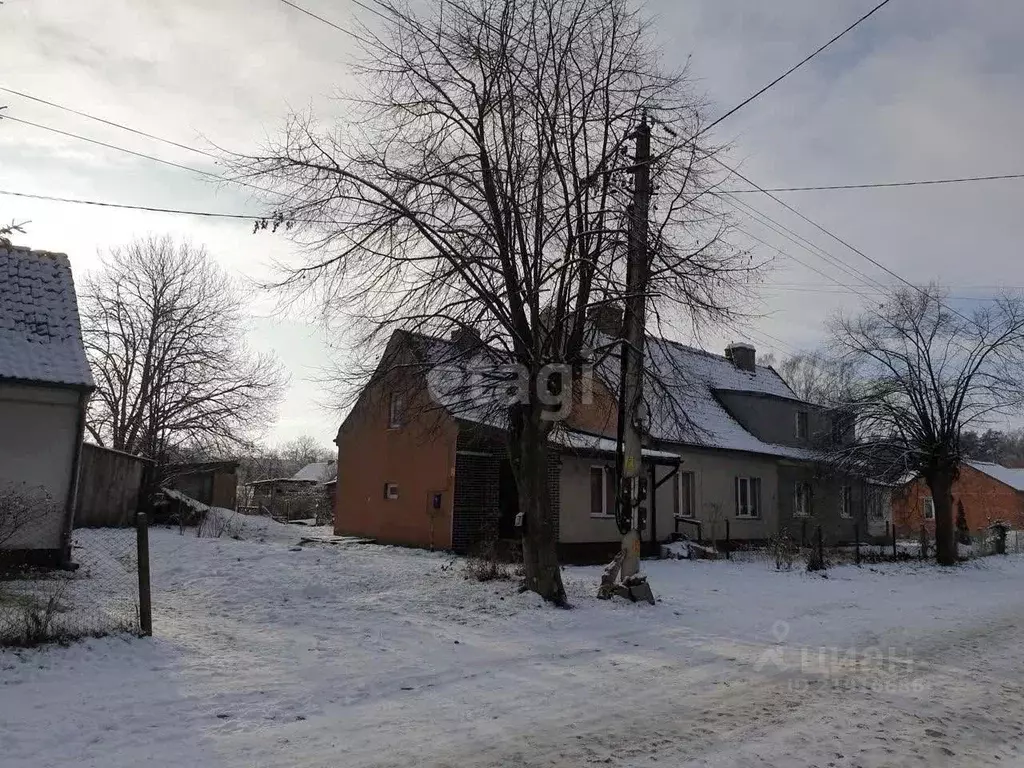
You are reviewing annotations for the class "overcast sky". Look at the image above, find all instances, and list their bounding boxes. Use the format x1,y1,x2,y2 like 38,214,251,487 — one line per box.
4,0,1023,447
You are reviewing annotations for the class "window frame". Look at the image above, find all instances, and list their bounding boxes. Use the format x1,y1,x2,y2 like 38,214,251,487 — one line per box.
676,470,696,518
839,485,853,519
388,393,404,429
735,476,761,519
384,482,399,500
590,466,616,518
923,496,935,520
795,410,809,440
794,481,812,517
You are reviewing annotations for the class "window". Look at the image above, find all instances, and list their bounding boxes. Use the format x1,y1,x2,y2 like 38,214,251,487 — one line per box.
388,393,404,428
923,496,935,520
384,482,399,500
795,411,809,440
735,476,761,518
794,481,813,517
676,471,695,518
839,485,852,519
590,466,616,518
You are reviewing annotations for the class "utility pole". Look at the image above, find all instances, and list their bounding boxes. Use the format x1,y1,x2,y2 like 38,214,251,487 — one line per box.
600,113,655,604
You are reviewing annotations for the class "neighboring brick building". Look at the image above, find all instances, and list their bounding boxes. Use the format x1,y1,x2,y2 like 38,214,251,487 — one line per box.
893,461,1024,537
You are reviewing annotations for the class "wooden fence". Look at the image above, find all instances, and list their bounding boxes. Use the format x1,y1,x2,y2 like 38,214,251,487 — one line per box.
74,443,150,528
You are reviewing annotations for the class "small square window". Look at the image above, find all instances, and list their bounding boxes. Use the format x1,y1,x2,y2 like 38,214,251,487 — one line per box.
384,482,399,500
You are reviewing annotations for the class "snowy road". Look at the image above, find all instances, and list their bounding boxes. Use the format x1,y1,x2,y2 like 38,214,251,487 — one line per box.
5,524,1024,767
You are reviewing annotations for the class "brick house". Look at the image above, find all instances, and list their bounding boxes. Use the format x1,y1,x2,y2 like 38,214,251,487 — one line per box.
334,326,887,562
893,461,1024,537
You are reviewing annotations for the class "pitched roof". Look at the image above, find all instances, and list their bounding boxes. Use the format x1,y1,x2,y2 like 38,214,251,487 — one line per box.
409,329,817,460
291,461,337,483
967,461,1024,492
643,338,815,459
0,246,94,388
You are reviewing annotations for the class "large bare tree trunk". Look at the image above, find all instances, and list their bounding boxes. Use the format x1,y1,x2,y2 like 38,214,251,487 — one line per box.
929,472,957,566
510,404,566,606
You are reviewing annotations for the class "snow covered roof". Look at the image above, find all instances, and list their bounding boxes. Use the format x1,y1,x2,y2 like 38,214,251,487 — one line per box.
967,461,1024,492
553,430,681,462
291,461,337,484
0,246,94,388
402,329,818,461
632,338,816,460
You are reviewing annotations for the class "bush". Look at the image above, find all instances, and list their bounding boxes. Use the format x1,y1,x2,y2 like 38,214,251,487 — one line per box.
805,545,830,573
464,541,522,583
768,531,798,571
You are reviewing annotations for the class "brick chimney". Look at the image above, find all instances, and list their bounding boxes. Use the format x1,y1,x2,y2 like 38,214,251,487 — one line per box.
725,342,756,373
587,304,622,338
450,326,482,352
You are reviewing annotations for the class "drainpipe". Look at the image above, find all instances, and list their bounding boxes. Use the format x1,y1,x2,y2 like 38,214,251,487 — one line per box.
60,387,92,568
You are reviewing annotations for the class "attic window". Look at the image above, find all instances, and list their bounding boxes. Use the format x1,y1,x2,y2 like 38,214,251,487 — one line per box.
384,482,399,500
795,411,809,440
388,393,404,428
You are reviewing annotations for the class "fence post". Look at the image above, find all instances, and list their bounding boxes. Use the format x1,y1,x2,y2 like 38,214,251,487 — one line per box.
892,521,898,560
725,518,731,560
136,512,152,637
854,522,861,566
801,519,808,548
919,524,928,561
817,525,824,567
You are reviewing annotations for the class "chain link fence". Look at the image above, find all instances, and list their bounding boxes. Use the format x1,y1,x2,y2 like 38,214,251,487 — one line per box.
1,527,143,647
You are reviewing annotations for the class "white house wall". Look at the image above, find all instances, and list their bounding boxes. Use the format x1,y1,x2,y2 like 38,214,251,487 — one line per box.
0,383,80,550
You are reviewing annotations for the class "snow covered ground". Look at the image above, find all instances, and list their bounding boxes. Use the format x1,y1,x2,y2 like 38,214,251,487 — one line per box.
5,524,1024,767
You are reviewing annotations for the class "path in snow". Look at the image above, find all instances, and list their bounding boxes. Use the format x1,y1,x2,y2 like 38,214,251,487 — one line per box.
4,528,1024,767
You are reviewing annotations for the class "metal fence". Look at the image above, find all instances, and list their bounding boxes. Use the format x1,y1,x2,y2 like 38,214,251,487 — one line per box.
0,526,145,646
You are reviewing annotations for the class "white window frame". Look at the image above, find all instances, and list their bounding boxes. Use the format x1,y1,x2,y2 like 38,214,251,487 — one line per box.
794,481,812,517
735,476,761,519
384,482,399,500
590,466,615,518
923,496,935,520
839,485,852,519
795,410,809,440
677,471,696,518
388,393,404,428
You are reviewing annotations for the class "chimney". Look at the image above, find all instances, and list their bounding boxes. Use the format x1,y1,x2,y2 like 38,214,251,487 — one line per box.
587,304,622,338
450,326,482,352
725,342,756,373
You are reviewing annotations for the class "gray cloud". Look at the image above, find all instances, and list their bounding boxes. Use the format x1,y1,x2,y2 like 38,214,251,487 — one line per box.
3,0,1022,439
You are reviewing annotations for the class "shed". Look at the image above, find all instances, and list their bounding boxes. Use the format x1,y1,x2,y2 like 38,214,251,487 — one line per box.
0,245,95,567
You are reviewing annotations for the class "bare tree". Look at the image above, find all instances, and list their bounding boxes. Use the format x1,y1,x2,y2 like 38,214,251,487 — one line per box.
772,351,856,406
230,0,750,603
281,435,335,469
831,286,1024,565
81,236,287,468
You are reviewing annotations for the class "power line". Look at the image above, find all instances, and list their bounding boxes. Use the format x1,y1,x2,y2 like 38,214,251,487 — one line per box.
699,0,895,137
2,115,223,180
278,0,376,45
728,172,1024,193
0,86,218,160
0,189,260,221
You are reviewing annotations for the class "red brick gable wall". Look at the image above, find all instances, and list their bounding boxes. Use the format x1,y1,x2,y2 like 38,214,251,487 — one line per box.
893,463,1024,537
335,365,458,549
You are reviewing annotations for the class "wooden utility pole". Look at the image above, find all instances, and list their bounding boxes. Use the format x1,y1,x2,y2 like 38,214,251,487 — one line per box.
600,113,655,604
